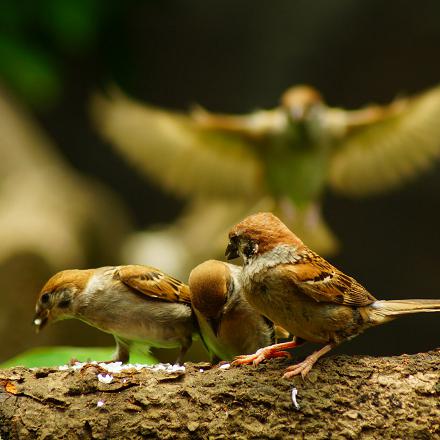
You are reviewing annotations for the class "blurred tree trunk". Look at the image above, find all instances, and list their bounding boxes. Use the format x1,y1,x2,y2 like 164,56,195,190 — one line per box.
0,84,131,363
1,351,439,439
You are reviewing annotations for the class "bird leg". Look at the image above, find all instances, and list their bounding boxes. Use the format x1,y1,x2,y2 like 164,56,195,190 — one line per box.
175,337,192,365
232,337,304,366
283,343,335,379
112,337,130,363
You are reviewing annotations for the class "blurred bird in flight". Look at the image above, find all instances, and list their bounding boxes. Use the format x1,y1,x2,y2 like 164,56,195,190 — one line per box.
91,84,440,276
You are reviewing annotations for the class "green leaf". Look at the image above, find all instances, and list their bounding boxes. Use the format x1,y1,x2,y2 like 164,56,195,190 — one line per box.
0,35,60,107
0,346,158,368
39,0,102,50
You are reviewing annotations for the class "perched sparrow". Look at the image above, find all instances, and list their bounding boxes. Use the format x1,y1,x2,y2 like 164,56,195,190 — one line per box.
188,259,289,362
226,212,440,378
92,84,440,279
33,265,198,364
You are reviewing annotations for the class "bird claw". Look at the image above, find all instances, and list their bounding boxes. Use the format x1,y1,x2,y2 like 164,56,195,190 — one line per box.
283,359,315,379
232,346,292,366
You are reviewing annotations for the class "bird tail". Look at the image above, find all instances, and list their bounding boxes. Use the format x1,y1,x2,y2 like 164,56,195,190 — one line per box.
366,299,440,325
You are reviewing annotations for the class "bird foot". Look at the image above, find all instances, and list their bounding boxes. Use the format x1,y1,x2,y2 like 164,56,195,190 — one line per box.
233,348,291,366
282,343,334,379
232,342,295,366
283,358,315,379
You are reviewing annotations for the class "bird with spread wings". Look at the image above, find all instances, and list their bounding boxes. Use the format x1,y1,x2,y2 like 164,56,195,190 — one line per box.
91,84,440,276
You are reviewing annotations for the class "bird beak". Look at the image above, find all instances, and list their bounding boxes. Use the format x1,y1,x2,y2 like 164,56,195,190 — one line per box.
225,240,239,260
33,312,49,333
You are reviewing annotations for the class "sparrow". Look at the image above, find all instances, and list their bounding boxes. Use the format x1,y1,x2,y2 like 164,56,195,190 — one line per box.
188,259,289,363
91,84,440,276
226,212,440,378
33,265,198,364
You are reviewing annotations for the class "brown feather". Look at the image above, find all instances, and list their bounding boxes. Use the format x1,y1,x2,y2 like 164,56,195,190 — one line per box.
229,212,303,254
39,269,94,297
188,260,229,319
279,249,376,307
230,212,376,307
115,265,191,303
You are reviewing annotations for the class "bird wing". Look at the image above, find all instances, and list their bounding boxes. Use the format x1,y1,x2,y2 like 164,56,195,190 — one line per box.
115,265,191,303
191,105,286,138
280,250,376,306
91,88,263,198
328,85,440,196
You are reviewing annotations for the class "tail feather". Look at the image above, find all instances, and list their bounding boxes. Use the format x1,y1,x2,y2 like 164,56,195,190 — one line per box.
367,299,440,324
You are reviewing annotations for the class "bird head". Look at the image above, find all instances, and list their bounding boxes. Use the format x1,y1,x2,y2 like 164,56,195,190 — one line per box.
226,212,303,263
33,269,91,332
188,260,230,320
280,85,323,121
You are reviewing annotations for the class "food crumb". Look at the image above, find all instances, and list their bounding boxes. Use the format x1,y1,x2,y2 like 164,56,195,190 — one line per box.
291,387,300,410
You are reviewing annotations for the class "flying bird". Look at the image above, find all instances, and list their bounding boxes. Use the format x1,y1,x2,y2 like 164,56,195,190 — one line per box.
91,84,440,275
226,212,440,378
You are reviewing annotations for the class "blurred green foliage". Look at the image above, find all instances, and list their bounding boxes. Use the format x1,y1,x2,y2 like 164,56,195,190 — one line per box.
0,346,157,368
0,0,124,107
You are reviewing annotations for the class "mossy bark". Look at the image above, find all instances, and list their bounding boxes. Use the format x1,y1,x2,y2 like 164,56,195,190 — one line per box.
0,351,439,439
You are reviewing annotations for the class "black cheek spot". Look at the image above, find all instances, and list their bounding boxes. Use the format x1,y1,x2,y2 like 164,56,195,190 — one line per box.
58,299,71,308
244,241,258,258
335,294,344,303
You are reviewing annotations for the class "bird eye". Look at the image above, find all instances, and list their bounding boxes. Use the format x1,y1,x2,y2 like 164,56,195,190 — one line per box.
40,293,50,304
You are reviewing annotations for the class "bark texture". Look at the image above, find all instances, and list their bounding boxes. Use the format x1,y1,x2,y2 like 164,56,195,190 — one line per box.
0,351,439,439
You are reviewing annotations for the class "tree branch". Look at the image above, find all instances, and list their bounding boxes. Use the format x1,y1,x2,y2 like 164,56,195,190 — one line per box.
1,351,439,439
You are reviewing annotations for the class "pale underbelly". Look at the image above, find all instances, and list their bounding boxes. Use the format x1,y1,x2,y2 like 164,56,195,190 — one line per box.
78,301,195,348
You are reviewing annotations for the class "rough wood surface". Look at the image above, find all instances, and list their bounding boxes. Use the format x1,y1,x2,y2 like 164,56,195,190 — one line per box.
0,351,439,439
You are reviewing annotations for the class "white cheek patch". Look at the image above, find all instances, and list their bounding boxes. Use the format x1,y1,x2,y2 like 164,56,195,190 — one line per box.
244,244,300,276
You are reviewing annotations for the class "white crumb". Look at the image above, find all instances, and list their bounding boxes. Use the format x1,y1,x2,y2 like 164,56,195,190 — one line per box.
97,374,113,384
97,400,105,407
57,362,186,376
199,369,204,373
33,318,42,326
219,363,231,370
291,387,300,410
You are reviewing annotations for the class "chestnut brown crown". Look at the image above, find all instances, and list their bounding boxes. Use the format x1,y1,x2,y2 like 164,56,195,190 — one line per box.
188,260,230,319
226,212,303,260
33,269,93,332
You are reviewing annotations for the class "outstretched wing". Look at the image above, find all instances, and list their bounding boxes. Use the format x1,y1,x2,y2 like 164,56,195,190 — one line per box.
115,265,191,303
280,250,376,307
91,88,263,198
328,85,440,196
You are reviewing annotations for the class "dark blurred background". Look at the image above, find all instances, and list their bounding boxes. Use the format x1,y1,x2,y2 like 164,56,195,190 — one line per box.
1,0,439,362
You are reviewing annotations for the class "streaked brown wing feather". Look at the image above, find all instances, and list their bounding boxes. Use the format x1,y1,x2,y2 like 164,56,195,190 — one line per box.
91,88,263,198
115,265,191,303
281,251,376,306
328,85,440,196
